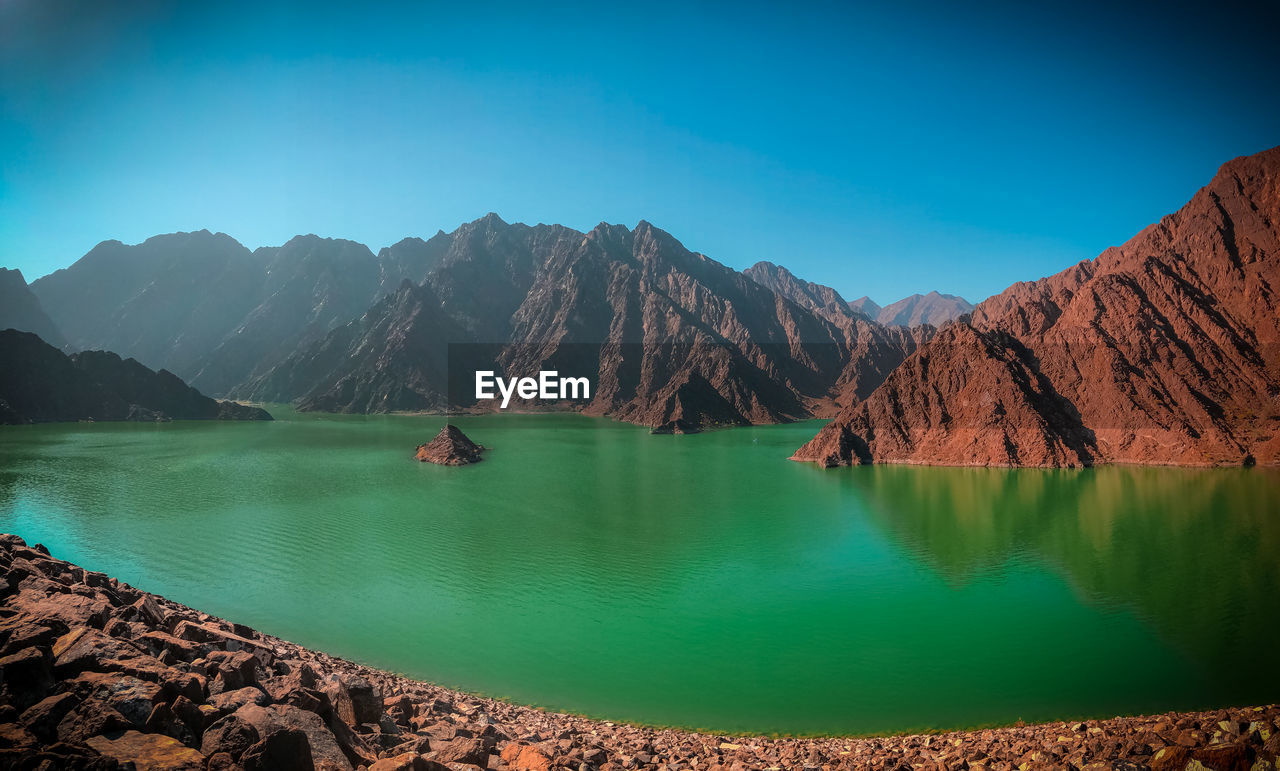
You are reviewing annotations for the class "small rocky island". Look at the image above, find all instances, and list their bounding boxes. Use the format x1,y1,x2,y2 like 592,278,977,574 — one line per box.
414,425,486,465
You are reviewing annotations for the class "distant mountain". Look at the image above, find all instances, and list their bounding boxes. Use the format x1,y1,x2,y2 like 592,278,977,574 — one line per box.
29,231,386,396
185,235,383,395
0,268,65,347
794,145,1280,468
874,291,974,327
240,217,925,430
0,329,270,424
847,296,881,320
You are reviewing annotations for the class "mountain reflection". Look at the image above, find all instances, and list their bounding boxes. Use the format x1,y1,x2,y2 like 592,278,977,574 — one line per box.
849,465,1280,667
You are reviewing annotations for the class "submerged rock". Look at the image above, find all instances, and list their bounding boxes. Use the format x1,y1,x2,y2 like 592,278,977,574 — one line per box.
414,425,486,466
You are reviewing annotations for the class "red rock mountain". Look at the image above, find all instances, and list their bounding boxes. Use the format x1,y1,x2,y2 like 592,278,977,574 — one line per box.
794,146,1280,467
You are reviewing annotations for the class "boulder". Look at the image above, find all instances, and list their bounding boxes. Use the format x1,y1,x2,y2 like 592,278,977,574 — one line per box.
201,712,261,759
18,691,79,742
86,729,206,770
55,697,133,744
208,685,272,718
240,727,315,771
64,671,164,726
235,703,355,770
146,701,197,747
323,672,382,727
369,752,450,771
51,627,151,676
431,736,491,766
514,743,555,771
0,645,52,709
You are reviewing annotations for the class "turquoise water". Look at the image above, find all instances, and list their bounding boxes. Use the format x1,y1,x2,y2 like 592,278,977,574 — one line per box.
1,410,1277,736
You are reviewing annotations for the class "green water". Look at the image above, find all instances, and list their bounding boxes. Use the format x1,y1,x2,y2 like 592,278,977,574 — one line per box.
1,411,1277,736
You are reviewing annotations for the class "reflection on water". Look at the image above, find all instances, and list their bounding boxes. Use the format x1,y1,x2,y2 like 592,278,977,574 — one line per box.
1,415,1277,735
850,465,1280,667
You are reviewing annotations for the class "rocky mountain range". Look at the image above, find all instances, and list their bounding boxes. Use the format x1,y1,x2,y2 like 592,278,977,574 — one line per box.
848,291,975,327
8,145,1276,461
28,232,394,397
238,217,928,431
793,145,1280,468
0,330,270,424
10,216,935,432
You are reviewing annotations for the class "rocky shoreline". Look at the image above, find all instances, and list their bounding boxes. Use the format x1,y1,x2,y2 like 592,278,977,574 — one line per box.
0,535,1276,771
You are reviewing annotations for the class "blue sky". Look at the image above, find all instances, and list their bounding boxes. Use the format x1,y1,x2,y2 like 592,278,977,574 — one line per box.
2,1,1277,304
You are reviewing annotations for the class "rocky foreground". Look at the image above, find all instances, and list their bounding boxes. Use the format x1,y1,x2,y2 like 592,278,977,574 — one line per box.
1,535,1276,771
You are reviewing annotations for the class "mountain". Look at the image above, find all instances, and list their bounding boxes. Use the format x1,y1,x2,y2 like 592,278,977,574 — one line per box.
848,296,881,319
742,260,933,403
744,261,859,324
874,291,974,327
185,235,383,395
29,231,385,396
240,218,925,430
793,145,1280,468
0,268,65,347
0,330,271,424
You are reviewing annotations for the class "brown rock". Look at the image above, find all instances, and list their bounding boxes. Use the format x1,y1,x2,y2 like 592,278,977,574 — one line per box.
369,751,448,771
241,727,315,771
514,743,555,771
64,671,164,726
86,729,206,770
415,425,487,465
431,735,490,766
235,702,356,770
55,697,133,744
146,701,197,747
209,685,273,717
201,711,261,759
0,645,52,709
18,691,80,742
322,672,382,727
0,721,37,749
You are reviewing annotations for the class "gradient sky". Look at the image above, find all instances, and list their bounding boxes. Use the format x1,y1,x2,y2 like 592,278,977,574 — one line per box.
2,1,1278,305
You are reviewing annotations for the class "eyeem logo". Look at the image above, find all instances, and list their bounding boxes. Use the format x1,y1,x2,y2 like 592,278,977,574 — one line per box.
475,371,592,409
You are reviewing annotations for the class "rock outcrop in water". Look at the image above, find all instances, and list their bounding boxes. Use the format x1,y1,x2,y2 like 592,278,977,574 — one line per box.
414,425,486,465
0,330,271,424
1,535,1277,770
795,145,1280,468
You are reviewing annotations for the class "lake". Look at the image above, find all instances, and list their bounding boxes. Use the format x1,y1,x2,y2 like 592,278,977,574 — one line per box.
1,410,1277,736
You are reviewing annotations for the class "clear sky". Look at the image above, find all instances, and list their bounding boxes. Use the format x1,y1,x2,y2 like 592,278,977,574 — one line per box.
2,1,1277,305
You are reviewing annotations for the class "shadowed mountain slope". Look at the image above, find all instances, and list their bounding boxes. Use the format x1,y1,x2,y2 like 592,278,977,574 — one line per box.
0,329,270,424
0,268,65,348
